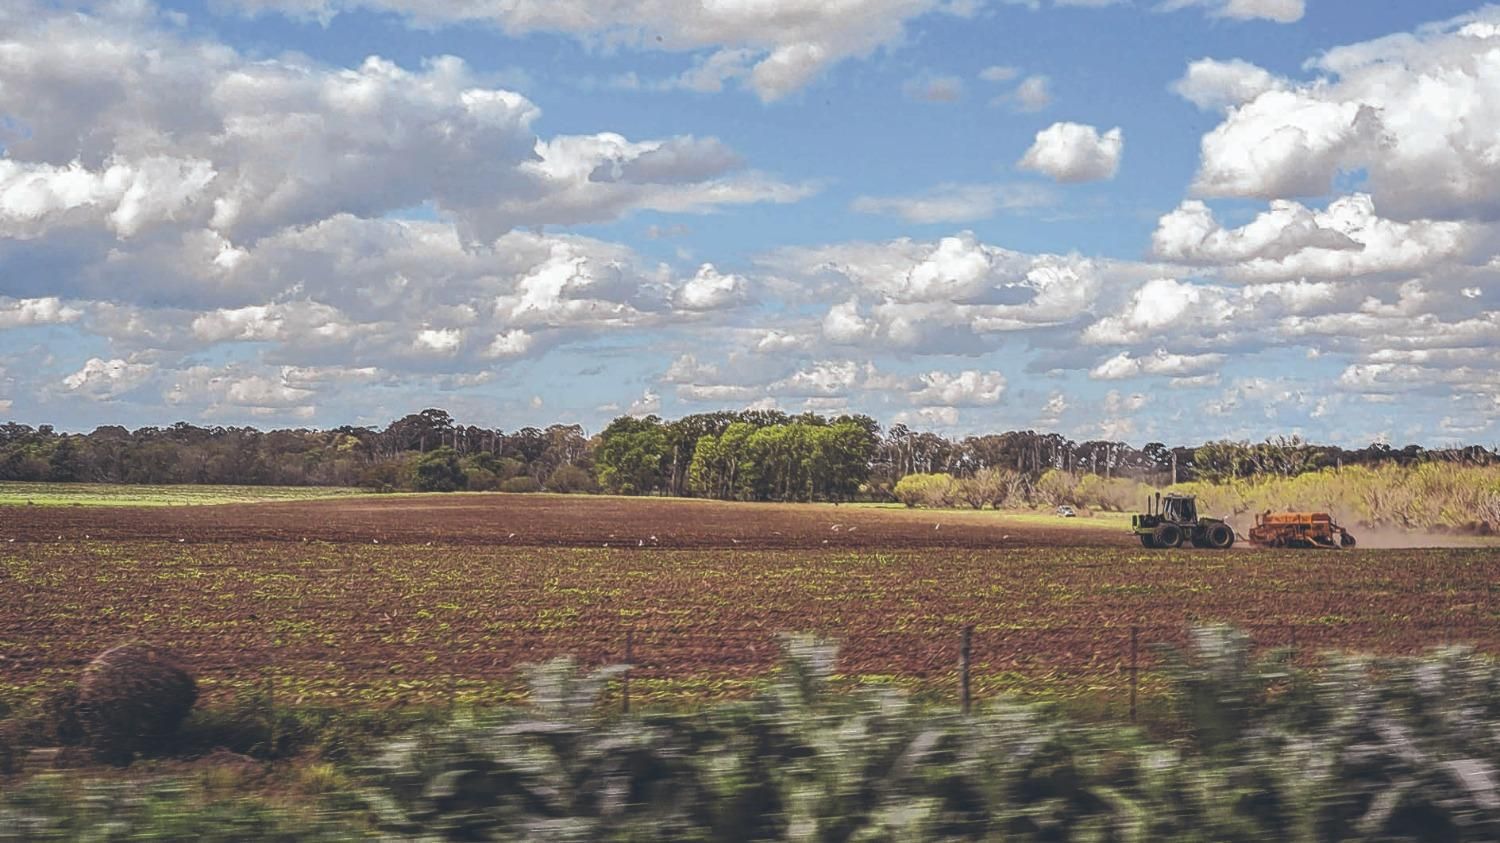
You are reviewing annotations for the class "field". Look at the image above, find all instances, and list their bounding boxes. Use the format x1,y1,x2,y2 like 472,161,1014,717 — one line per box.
3,491,1497,713
0,482,369,507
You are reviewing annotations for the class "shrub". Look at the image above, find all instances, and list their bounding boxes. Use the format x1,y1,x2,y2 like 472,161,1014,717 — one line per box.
75,643,197,763
414,447,468,493
545,464,598,494
499,476,543,494
956,467,1021,509
1034,469,1079,506
892,473,956,508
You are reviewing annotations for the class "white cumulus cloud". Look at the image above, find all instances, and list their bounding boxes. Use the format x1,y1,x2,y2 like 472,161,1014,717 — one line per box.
1019,122,1123,183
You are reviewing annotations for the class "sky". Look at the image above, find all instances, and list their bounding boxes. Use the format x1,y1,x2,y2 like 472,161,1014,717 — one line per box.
0,0,1498,446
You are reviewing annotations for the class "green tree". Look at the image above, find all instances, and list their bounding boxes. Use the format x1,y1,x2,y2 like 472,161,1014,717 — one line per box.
594,416,669,495
414,447,468,492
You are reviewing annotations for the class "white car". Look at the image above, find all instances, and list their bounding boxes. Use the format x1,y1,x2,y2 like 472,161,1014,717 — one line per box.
1056,505,1076,517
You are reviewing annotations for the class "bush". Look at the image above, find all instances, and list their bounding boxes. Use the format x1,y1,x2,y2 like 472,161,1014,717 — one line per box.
545,464,598,494
414,447,468,493
956,467,1022,509
892,473,956,508
1034,469,1079,507
499,476,543,494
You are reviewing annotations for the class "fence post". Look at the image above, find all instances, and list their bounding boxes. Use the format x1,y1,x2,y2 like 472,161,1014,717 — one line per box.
960,625,973,715
622,628,634,715
265,667,276,755
1129,626,1139,724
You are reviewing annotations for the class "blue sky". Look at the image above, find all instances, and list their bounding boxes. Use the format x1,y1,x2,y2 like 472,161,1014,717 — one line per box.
0,0,1497,446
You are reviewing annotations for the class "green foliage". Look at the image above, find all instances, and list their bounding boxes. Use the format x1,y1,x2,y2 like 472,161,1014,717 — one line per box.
499,476,543,494
685,418,875,502
350,631,1500,842
8,632,1500,840
595,416,670,495
892,473,956,508
0,774,354,841
414,447,468,493
545,464,598,494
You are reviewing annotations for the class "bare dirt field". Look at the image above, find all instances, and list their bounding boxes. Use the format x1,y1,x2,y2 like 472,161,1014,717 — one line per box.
2,493,1496,709
0,492,1128,549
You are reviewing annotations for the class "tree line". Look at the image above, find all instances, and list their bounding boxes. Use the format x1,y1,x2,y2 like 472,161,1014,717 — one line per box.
0,410,1493,499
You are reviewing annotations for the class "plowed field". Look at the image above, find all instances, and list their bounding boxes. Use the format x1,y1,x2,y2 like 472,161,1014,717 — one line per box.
2,494,1496,708
0,493,1125,548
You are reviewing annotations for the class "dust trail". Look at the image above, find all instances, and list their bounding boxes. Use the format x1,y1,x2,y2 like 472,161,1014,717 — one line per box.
1224,519,1491,550
1348,528,1491,550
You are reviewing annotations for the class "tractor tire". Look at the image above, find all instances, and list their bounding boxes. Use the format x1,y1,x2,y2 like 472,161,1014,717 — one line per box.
1340,532,1356,548
1139,533,1157,548
1206,523,1235,549
1154,524,1183,548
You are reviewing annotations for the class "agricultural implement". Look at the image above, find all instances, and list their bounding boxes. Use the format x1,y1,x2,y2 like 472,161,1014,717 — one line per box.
1131,493,1235,549
1247,511,1356,549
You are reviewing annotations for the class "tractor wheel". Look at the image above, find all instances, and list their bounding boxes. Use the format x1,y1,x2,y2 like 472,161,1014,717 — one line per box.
1206,523,1235,549
1340,532,1356,548
1154,524,1183,548
1139,533,1157,548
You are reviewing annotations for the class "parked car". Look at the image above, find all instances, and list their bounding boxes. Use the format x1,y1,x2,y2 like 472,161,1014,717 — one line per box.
1056,505,1076,518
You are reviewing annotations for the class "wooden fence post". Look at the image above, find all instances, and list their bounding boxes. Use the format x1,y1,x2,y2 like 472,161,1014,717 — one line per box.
1129,626,1139,724
960,625,973,715
622,628,634,715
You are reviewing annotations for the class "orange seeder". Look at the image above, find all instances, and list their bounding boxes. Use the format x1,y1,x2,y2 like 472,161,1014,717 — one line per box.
1247,511,1357,548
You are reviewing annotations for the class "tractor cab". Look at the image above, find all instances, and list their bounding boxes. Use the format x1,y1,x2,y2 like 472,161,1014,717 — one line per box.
1160,494,1197,524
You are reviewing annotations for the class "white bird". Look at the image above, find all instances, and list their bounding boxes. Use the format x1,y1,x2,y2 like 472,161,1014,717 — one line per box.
177,538,185,543
934,523,941,530
373,538,380,544
649,535,658,542
847,526,857,532
1002,534,1011,540
508,532,516,538
638,539,644,547
830,524,841,531
822,539,829,544
731,538,740,544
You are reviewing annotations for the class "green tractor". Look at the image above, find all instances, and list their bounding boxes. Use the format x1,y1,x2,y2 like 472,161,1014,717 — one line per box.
1132,493,1235,549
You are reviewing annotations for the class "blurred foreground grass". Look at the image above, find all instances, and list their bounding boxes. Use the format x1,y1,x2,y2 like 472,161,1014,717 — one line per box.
4,628,1500,841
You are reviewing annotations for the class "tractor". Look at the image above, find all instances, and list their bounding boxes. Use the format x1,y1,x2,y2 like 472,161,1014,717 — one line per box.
1131,493,1235,549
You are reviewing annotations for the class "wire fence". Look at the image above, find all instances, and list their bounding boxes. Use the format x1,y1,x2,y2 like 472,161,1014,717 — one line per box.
9,618,1497,720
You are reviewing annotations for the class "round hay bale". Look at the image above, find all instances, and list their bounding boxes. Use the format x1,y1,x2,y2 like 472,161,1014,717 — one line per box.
76,642,197,762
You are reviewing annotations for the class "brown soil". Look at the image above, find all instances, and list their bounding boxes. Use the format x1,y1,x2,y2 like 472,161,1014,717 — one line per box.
2,494,1494,708
0,493,1128,549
